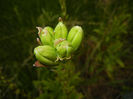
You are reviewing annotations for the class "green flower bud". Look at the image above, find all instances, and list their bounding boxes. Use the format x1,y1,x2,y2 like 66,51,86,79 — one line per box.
34,45,58,66
67,26,83,51
54,38,65,47
37,26,54,46
56,40,73,60
54,18,68,40
45,26,54,38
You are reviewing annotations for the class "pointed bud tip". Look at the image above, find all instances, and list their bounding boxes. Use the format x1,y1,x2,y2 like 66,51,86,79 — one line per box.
36,27,42,36
58,17,63,22
33,61,46,67
33,64,36,67
36,27,42,30
36,38,42,45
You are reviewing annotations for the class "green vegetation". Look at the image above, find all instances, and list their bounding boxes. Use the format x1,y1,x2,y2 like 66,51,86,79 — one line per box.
0,0,133,99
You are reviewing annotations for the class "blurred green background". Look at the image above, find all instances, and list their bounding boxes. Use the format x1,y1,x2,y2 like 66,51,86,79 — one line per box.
0,0,133,99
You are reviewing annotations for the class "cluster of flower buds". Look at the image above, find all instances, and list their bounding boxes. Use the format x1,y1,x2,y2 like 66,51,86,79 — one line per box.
34,17,83,66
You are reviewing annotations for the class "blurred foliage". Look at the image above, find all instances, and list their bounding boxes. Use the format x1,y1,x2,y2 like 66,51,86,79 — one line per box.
0,0,133,99
33,61,83,99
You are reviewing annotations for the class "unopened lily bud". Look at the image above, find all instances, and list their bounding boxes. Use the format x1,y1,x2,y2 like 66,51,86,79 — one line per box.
37,26,54,46
54,38,65,47
56,40,73,60
34,45,58,66
54,18,68,40
44,26,54,38
67,26,83,51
